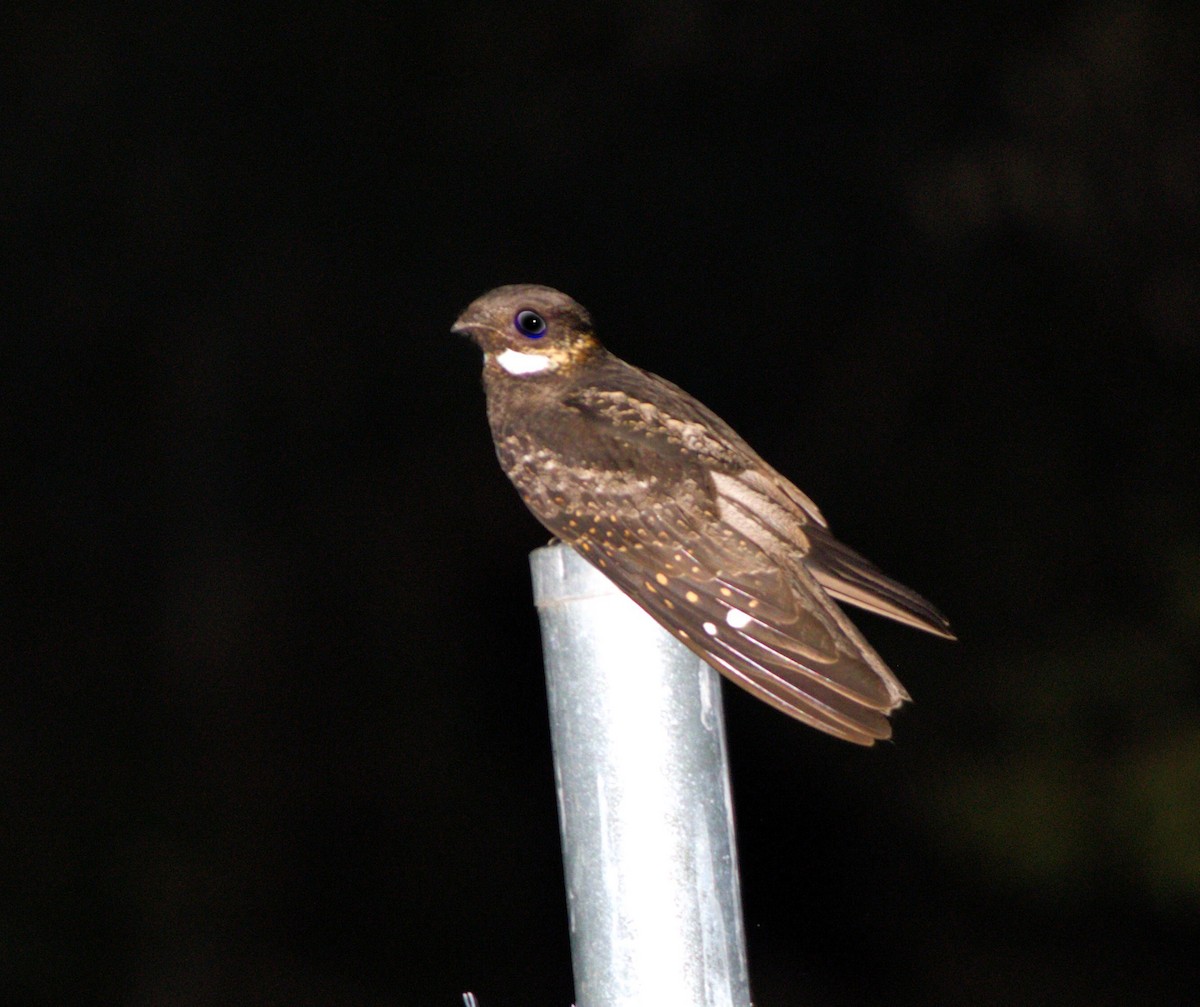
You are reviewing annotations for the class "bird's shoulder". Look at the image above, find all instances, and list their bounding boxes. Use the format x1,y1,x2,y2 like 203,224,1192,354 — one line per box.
559,353,756,472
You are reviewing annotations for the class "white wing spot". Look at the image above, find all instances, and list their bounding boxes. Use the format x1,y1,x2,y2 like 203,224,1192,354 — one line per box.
702,621,718,636
725,608,752,629
495,349,555,375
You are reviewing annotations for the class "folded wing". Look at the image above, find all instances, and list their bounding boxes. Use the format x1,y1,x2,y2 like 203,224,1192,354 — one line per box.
551,481,910,745
711,468,955,639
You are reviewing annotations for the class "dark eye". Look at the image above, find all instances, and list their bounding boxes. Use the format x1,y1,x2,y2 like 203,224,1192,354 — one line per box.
514,309,547,338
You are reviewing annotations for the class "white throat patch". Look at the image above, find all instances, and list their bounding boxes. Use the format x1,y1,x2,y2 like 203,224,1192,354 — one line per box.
495,348,556,375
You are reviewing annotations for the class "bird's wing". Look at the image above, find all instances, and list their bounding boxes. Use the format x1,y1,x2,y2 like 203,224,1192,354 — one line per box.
801,522,955,638
709,467,955,639
566,359,951,639
539,473,908,745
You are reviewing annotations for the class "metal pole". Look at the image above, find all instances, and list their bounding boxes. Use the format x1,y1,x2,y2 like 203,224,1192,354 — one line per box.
530,543,751,1007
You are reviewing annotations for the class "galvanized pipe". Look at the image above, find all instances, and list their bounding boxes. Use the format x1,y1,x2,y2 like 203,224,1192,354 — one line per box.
530,542,751,1007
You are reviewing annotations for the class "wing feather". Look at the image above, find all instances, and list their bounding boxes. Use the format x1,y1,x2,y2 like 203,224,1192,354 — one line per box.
555,489,908,745
711,469,954,639
803,525,956,639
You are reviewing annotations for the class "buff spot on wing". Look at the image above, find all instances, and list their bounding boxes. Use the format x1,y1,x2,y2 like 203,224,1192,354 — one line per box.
726,608,751,629
655,573,669,586
685,591,700,604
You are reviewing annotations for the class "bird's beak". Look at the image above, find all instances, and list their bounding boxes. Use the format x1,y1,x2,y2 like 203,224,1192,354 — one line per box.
451,305,486,341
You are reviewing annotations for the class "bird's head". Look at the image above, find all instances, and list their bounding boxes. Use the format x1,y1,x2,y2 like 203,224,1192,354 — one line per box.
452,284,600,376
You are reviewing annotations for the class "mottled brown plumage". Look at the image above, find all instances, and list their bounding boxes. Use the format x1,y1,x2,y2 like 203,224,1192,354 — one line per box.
453,284,953,744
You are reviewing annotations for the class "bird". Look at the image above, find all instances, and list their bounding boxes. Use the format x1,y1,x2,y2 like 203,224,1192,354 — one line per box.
453,284,953,745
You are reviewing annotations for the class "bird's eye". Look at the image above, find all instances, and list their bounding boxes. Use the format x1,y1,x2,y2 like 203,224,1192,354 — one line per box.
515,309,547,338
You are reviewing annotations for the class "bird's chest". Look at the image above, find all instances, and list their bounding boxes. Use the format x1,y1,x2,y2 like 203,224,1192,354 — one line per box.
487,374,577,452
482,374,693,518
485,382,610,493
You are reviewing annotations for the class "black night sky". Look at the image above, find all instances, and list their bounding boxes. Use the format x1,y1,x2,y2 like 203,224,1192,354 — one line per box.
7,4,1200,1005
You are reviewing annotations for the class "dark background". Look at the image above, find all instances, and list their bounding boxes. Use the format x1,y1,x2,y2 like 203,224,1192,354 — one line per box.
7,3,1200,1004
